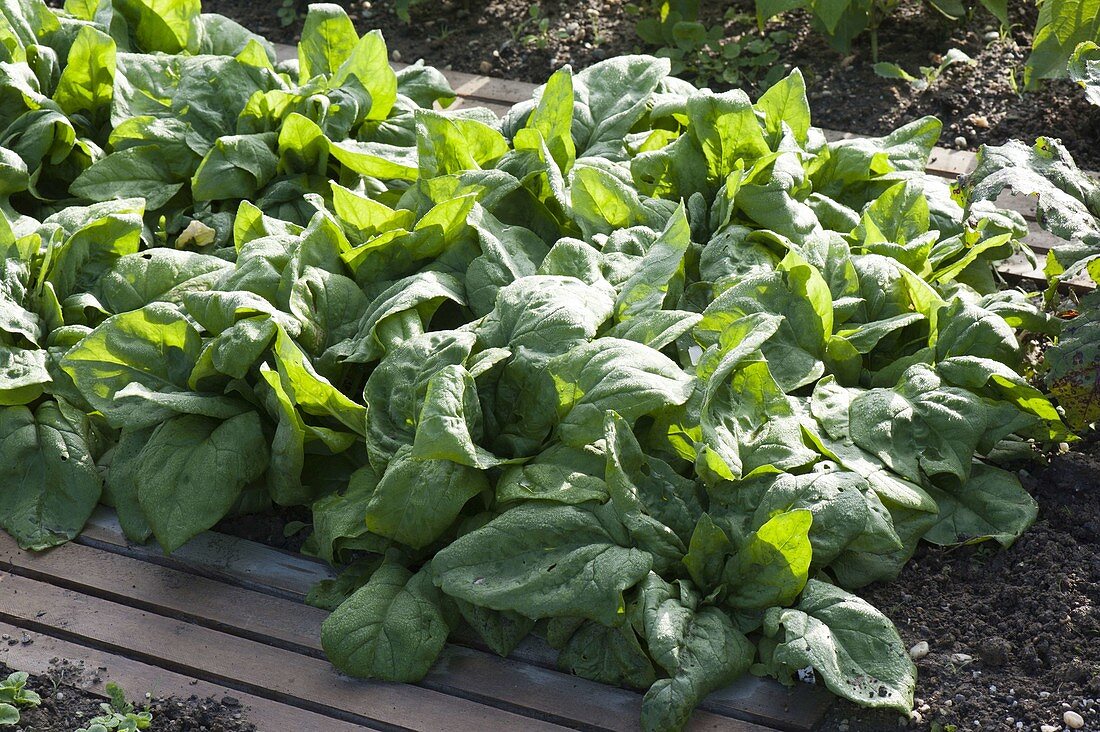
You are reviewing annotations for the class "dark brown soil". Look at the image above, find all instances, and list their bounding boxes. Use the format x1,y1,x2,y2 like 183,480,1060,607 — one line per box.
200,0,1100,169
0,659,257,731
214,504,312,552
817,435,1100,732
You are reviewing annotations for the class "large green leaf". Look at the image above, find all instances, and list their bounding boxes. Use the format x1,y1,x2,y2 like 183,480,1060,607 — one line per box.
135,411,269,552
763,579,915,711
550,338,694,447
1044,290,1100,430
1026,0,1100,82
365,445,488,549
53,24,115,118
322,557,449,682
433,503,652,625
0,401,101,550
61,304,245,429
636,575,754,732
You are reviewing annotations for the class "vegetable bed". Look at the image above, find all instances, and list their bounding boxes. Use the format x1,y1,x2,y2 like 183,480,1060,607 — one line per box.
200,0,1100,170
1,1,1097,731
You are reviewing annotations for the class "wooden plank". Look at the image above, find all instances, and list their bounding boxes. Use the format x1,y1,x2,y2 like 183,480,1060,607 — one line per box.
448,95,515,119
703,677,831,732
77,507,334,601
0,530,327,656
0,572,571,732
0,621,372,732
998,249,1094,290
445,71,538,106
274,42,294,63
496,635,828,731
1,533,789,732
75,511,829,729
926,145,977,177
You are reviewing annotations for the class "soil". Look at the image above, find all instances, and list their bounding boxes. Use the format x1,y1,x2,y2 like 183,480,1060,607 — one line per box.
817,434,1100,732
214,504,312,552
0,659,257,732
200,0,1100,169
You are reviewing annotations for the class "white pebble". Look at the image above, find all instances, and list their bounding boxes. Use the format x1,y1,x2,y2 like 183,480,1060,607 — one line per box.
1040,725,1058,732
1064,710,1085,729
952,653,974,664
909,641,930,660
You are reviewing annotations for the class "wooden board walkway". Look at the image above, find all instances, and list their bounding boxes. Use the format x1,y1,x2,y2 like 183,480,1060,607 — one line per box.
0,510,833,731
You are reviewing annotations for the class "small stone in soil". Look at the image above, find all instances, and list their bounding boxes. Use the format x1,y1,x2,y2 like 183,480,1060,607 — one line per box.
1063,710,1085,729
967,113,991,129
909,641,929,660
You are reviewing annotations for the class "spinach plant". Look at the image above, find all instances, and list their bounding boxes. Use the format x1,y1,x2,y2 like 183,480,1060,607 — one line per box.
1025,0,1100,85
965,39,1100,431
0,1,1081,729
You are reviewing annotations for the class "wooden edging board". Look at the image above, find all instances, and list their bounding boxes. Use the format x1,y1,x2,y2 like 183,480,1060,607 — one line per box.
0,620,373,732
56,510,834,732
2,531,787,732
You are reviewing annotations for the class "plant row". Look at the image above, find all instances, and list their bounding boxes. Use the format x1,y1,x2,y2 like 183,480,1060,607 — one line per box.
0,1,1095,730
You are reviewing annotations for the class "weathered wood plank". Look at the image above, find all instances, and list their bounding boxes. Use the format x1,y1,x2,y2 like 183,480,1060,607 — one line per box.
0,572,572,732
77,507,334,601
3,532,801,731
74,511,830,730
447,95,515,119
0,620,373,732
0,530,326,656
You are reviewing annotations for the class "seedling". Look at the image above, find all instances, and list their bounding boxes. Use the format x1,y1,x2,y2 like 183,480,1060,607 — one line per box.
874,48,976,90
0,672,42,728
74,683,153,732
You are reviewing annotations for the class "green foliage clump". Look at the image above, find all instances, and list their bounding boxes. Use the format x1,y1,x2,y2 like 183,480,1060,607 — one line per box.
0,671,41,727
632,1,791,88
965,41,1100,431
74,682,153,732
0,0,1083,729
